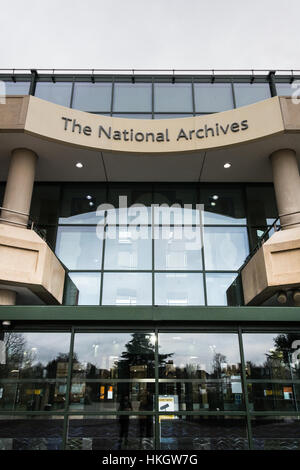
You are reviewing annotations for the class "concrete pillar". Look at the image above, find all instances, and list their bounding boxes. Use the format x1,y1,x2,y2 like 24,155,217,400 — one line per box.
0,289,16,305
270,149,300,229
1,148,37,227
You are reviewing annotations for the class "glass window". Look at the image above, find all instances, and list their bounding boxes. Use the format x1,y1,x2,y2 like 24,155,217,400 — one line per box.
155,273,204,306
252,416,300,450
206,273,238,305
154,83,193,112
102,273,152,305
154,184,199,225
56,226,103,270
105,226,152,270
59,184,107,224
72,82,112,112
2,81,30,95
200,187,246,225
72,332,156,379
67,415,154,450
0,415,64,450
246,185,278,226
0,332,71,379
154,114,193,119
69,273,101,305
35,82,72,107
276,83,295,97
159,381,244,412
154,226,202,270
0,382,67,411
70,382,155,412
204,226,249,270
113,82,152,112
242,333,300,380
194,83,234,113
234,83,271,107
107,184,152,225
158,333,241,379
160,415,248,450
248,382,300,412
30,184,60,225
112,113,152,119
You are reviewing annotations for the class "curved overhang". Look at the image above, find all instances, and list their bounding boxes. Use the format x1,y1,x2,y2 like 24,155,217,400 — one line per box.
0,95,300,182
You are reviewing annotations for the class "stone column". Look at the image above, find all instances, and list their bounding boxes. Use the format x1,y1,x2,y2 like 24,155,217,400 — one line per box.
270,149,300,229
0,289,16,305
1,148,38,227
0,148,37,305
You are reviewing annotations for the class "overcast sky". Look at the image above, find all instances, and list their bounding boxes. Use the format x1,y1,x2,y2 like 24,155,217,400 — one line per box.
0,0,299,71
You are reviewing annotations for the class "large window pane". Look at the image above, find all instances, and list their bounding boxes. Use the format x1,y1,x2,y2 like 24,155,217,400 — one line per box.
234,83,271,107
113,82,152,112
69,273,101,305
70,381,155,412
252,416,300,450
154,184,199,225
194,83,234,113
102,273,152,305
105,226,152,270
159,381,244,411
2,81,30,95
35,82,72,107
248,382,300,412
204,227,249,270
72,332,156,379
155,273,204,306
0,415,64,450
0,382,67,411
155,226,202,270
154,83,193,112
246,185,278,226
242,333,300,380
67,415,154,450
56,226,103,270
31,184,60,225
59,184,107,224
107,184,152,225
159,333,241,379
72,82,112,111
276,83,294,97
0,332,71,379
160,416,248,450
200,187,246,225
206,273,238,305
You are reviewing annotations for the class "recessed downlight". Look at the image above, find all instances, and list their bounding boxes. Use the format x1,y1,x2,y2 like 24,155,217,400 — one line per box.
212,195,219,200
76,162,83,168
86,195,92,200
224,162,231,169
211,201,216,206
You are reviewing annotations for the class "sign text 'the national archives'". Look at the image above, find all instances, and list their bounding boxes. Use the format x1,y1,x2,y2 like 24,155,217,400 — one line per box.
61,116,249,143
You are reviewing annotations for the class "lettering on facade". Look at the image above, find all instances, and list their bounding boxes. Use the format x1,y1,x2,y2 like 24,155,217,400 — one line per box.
61,116,249,143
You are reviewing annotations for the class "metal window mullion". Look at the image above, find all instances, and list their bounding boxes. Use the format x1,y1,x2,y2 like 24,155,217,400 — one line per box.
61,327,75,450
231,81,237,109
155,327,160,449
69,77,75,108
238,326,253,450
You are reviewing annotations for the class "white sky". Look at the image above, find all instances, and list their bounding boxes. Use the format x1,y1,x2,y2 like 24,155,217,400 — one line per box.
0,0,299,71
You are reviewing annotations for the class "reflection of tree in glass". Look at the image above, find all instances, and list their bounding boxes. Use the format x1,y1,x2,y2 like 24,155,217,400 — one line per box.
117,333,172,379
0,333,26,378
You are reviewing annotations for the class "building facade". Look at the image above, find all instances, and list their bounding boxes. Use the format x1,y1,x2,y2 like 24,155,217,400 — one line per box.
0,70,300,450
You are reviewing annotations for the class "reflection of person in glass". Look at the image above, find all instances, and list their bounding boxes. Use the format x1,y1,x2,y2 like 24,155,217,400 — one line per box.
139,390,152,443
118,395,132,448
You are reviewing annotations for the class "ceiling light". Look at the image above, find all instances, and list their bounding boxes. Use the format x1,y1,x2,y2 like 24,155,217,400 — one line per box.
224,162,231,169
89,202,94,207
76,162,83,168
212,195,219,200
86,195,92,200
211,202,216,206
